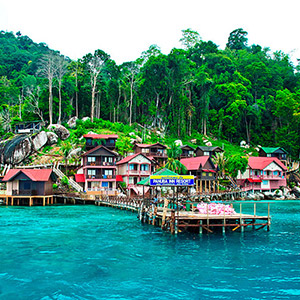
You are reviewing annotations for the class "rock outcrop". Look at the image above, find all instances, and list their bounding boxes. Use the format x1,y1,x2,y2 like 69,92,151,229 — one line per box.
32,131,48,151
68,147,82,158
46,132,58,145
67,116,78,128
0,135,33,165
47,124,70,140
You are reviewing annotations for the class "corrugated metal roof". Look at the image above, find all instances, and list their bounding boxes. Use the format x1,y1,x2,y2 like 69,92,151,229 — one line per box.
248,157,287,171
180,156,210,171
3,169,53,182
116,153,153,165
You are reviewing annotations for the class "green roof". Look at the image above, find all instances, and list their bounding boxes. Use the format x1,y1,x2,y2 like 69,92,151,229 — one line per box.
137,168,179,186
261,147,287,154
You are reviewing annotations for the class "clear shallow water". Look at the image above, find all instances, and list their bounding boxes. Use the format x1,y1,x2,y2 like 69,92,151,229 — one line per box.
0,201,300,300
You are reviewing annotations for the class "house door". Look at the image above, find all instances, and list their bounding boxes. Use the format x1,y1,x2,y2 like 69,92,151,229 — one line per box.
19,180,31,195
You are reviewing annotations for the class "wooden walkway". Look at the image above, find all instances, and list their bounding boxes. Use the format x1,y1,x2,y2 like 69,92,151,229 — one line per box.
95,197,271,235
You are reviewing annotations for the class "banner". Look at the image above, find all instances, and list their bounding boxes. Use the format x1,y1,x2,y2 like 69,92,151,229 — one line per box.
149,175,194,186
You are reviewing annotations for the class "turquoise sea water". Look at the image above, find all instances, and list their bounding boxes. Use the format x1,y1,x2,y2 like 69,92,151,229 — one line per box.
0,201,300,300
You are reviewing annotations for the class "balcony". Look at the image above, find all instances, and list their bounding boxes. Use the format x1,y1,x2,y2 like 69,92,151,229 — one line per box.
12,190,38,196
86,161,116,166
250,174,284,180
87,188,118,196
86,174,116,180
150,151,166,157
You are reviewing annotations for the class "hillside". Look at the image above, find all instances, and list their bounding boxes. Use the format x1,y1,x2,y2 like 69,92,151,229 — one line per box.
0,29,300,159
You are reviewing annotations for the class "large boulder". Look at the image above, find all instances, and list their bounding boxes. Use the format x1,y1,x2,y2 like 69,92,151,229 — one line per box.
46,132,58,145
82,117,90,122
32,131,48,151
174,140,183,146
67,116,78,128
68,147,82,158
47,124,70,140
0,135,32,165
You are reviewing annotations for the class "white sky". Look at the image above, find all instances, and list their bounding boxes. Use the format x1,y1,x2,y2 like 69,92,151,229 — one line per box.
1,0,300,66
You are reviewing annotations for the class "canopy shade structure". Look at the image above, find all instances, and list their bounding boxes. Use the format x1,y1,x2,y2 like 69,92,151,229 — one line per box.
137,168,179,186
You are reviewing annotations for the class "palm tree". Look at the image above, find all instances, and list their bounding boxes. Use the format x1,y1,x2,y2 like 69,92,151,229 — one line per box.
165,142,188,174
61,141,73,176
212,152,227,178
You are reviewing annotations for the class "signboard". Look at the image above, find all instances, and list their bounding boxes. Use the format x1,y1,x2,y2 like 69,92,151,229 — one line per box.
149,175,194,186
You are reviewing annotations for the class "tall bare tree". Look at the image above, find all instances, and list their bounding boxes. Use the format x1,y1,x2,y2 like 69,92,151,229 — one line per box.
56,55,68,124
24,86,45,124
120,61,140,126
82,50,109,122
37,52,58,125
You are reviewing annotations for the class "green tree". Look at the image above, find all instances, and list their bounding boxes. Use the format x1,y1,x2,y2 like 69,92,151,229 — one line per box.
226,28,248,51
165,142,187,174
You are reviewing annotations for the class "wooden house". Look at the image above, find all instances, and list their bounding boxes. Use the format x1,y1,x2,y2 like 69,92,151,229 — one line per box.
3,169,55,196
180,145,195,159
194,146,223,158
259,147,288,163
236,157,287,192
80,145,119,196
14,121,42,134
132,142,167,168
116,153,154,197
180,156,218,193
83,134,118,151
2,169,55,206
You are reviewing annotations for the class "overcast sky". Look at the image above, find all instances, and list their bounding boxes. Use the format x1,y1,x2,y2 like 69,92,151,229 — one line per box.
1,0,300,66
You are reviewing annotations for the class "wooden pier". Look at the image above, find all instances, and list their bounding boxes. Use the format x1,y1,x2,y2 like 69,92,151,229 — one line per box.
95,197,271,235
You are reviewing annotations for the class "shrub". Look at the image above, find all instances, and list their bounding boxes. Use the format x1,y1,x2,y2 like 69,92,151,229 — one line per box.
53,183,58,189
61,176,69,186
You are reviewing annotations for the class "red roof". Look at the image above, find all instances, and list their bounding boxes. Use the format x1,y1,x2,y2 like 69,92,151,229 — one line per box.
3,169,53,182
247,178,262,183
116,175,123,182
116,153,152,165
75,174,85,183
248,157,287,171
180,156,211,171
83,134,118,139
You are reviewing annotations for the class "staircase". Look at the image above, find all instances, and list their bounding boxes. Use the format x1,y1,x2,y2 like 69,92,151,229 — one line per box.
52,167,83,192
227,175,238,189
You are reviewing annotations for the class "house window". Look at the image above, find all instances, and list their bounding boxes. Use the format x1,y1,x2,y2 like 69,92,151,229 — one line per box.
88,169,96,176
142,148,149,153
128,177,134,184
274,171,278,176
204,151,210,156
141,164,149,171
267,154,271,157
87,156,96,162
103,156,113,162
263,180,268,185
202,172,206,176
104,169,113,176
